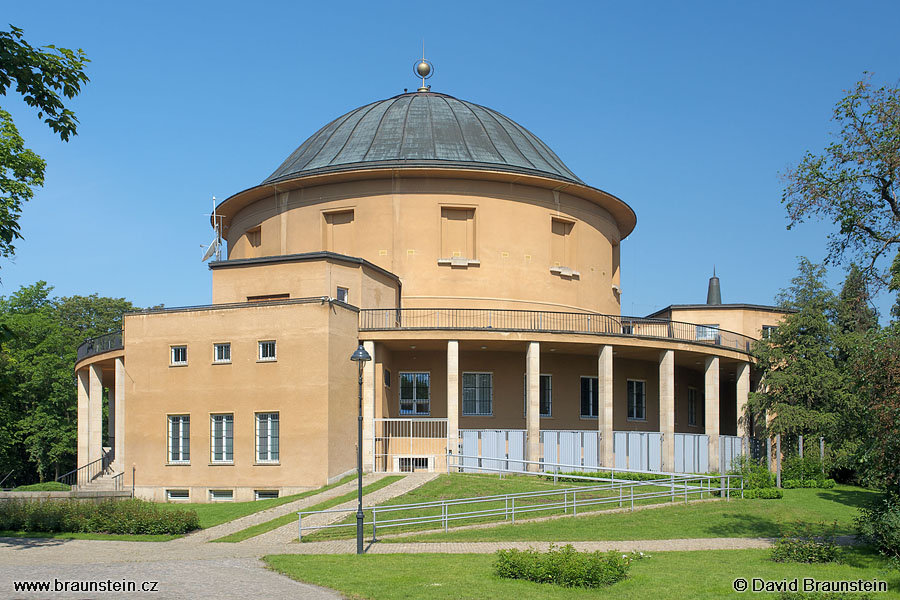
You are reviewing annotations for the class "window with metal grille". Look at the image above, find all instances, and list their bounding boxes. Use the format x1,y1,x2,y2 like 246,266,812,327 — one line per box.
256,412,279,463
166,489,189,501
171,345,187,366
523,374,552,417
399,372,430,415
255,490,279,501
688,387,698,426
168,415,190,463
258,340,276,361
462,373,492,415
209,489,233,502
214,343,231,363
399,457,429,472
210,414,233,462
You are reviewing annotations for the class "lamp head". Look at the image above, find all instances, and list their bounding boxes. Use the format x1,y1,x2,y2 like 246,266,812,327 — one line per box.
350,344,371,363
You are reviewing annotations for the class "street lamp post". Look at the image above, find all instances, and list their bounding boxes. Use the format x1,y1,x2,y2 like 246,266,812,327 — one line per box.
350,343,371,555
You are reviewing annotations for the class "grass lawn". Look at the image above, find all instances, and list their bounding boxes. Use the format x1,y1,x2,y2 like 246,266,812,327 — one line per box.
0,530,178,542
264,547,900,599
158,473,355,529
301,472,659,541
381,483,876,543
11,482,71,492
214,475,405,542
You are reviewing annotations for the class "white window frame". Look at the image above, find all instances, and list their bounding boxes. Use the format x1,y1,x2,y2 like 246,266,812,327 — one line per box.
762,325,777,339
580,376,599,418
210,414,233,463
336,287,349,303
399,372,431,415
523,374,552,417
255,490,279,501
167,415,190,463
166,489,189,501
213,342,231,364
255,412,279,463
209,489,234,502
627,379,646,421
462,372,493,416
170,345,188,366
688,387,698,426
258,340,277,362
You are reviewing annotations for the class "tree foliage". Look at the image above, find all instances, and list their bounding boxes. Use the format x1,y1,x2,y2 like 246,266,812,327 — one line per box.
749,259,864,471
783,76,900,290
0,282,134,484
0,26,89,260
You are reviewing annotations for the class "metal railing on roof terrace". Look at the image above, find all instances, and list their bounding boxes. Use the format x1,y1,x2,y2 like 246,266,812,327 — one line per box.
359,308,756,353
76,330,124,363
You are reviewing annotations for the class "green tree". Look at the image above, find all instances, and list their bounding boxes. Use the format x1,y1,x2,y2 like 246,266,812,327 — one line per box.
782,76,900,290
0,282,134,484
833,264,878,359
749,259,857,458
0,26,89,260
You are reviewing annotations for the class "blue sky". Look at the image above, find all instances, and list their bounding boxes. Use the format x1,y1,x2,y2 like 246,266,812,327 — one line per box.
3,1,900,319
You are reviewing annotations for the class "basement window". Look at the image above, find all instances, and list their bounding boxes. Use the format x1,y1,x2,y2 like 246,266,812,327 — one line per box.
166,489,189,501
399,457,430,472
255,490,279,501
209,489,234,502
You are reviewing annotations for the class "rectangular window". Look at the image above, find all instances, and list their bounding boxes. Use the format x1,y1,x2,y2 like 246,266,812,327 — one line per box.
550,218,574,267
581,376,599,418
399,372,430,415
688,387,698,426
168,415,190,463
384,368,392,389
462,372,493,415
256,412,279,463
696,324,720,341
214,343,231,364
336,287,349,303
255,490,279,501
627,380,646,421
762,325,777,339
440,207,475,259
258,340,277,361
523,374,553,417
209,489,233,502
171,345,187,366
210,414,233,463
166,489,189,501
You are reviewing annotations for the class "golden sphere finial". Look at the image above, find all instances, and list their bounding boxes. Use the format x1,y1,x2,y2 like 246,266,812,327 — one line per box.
413,58,434,92
416,60,431,78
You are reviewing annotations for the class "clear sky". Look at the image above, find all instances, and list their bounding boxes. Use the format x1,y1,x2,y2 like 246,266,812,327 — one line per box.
3,1,900,319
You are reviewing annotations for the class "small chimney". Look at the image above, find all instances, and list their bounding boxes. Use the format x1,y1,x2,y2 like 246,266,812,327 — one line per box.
707,268,722,305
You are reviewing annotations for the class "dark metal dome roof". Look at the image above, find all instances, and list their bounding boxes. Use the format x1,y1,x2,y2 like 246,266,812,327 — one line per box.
263,91,583,185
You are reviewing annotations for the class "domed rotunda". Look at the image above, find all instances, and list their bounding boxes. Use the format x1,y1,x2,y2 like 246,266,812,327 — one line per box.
72,64,785,502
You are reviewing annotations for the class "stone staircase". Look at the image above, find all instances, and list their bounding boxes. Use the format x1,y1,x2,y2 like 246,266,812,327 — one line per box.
77,471,122,492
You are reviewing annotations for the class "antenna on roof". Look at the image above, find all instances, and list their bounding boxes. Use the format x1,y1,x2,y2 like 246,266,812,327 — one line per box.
202,196,223,262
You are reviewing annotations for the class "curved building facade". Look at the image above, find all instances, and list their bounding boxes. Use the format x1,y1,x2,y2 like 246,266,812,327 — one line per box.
73,79,787,501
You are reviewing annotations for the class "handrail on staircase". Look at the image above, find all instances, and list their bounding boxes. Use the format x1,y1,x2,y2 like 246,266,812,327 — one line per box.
56,449,114,488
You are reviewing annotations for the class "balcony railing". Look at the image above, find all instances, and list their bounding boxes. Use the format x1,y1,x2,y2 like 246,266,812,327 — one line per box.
76,330,124,363
359,308,756,353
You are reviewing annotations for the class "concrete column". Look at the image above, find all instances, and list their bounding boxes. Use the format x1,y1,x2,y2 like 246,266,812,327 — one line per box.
736,362,751,439
77,369,90,469
88,364,104,465
598,345,614,468
107,378,115,461
704,356,720,472
659,350,675,472
114,357,125,473
526,342,540,472
447,340,459,458
361,341,375,471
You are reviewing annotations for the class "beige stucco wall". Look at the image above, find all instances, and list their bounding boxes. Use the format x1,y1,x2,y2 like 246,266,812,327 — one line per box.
664,306,788,340
223,177,622,314
210,256,399,309
121,301,359,502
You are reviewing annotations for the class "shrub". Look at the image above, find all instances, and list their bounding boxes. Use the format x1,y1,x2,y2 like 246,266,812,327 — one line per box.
729,455,775,490
818,478,836,489
855,493,900,569
494,544,644,588
771,522,841,564
548,470,671,483
0,499,199,535
744,488,783,499
782,479,802,489
782,454,827,483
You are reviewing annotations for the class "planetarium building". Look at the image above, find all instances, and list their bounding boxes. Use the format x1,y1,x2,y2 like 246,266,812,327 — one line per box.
73,66,786,501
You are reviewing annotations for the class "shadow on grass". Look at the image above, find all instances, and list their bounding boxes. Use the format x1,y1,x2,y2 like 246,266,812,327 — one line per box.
701,513,783,538
812,487,879,510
